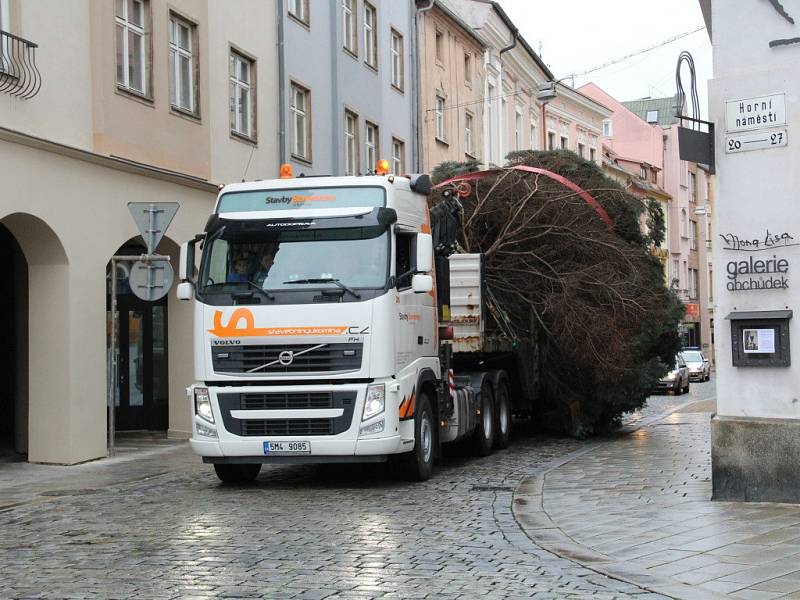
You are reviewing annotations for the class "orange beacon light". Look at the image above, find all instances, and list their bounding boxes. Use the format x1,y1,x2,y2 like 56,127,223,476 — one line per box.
376,159,390,176
279,163,293,179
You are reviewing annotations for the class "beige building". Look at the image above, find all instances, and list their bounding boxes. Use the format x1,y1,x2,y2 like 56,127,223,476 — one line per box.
418,1,486,172
0,0,278,464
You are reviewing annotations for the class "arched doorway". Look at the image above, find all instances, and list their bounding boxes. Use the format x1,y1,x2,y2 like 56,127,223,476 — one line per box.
0,224,27,460
107,238,169,432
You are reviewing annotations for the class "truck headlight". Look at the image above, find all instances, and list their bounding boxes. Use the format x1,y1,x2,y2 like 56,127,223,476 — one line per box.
194,387,215,424
362,384,385,421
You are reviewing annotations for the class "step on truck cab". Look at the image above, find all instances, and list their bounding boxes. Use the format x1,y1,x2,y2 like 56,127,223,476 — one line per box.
178,164,536,482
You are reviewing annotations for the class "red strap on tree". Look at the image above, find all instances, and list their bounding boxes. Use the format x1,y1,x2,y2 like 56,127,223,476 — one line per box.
433,166,615,233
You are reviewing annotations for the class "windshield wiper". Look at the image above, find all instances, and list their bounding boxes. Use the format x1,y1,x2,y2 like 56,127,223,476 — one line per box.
244,280,275,300
282,278,361,299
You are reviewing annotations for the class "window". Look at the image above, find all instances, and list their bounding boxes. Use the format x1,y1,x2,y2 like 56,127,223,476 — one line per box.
529,123,537,150
690,220,698,250
689,172,697,203
577,143,585,158
342,0,357,55
590,147,596,162
395,232,415,290
688,268,699,300
391,138,405,174
115,0,149,95
671,259,680,287
560,136,568,150
602,118,612,137
390,30,404,91
680,208,688,238
640,165,647,179
169,15,195,114
515,110,522,150
547,131,555,151
435,29,444,63
363,2,377,69
646,109,659,124
344,110,359,176
435,96,446,141
0,0,9,32
290,82,310,161
288,0,309,25
464,53,472,85
365,121,379,172
230,51,255,139
465,111,474,156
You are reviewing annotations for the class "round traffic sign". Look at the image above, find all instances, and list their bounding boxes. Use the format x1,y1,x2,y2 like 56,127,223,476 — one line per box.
128,260,175,302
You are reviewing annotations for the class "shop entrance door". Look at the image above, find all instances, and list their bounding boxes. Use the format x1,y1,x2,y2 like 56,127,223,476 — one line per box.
114,295,169,431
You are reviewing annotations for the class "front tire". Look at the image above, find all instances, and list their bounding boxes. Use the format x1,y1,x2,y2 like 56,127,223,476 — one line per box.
400,392,435,481
214,463,261,483
493,379,511,450
471,382,495,456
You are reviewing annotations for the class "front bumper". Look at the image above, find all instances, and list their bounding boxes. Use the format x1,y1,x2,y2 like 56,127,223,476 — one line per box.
188,381,406,460
655,379,680,392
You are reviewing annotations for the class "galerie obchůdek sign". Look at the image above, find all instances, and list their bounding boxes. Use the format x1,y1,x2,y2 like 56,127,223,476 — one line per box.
721,230,796,292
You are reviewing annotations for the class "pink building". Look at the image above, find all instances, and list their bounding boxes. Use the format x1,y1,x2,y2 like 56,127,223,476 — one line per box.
580,84,713,354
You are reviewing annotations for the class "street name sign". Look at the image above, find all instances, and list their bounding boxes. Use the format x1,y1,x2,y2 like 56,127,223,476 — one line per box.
725,93,786,132
726,128,788,154
127,202,179,255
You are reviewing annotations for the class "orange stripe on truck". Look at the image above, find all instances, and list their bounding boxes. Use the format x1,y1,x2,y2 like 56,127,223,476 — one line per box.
208,309,347,338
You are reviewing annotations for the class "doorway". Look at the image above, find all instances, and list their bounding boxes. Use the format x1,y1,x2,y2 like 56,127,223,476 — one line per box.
108,242,169,432
0,224,26,460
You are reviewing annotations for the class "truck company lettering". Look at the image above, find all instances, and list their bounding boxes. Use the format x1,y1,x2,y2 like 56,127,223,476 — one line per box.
726,255,790,291
208,308,350,338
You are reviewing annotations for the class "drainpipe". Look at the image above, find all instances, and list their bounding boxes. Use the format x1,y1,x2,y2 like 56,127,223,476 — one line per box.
414,0,435,173
276,0,286,166
496,28,517,162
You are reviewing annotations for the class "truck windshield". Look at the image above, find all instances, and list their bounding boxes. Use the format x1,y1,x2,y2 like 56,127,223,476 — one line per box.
198,225,389,300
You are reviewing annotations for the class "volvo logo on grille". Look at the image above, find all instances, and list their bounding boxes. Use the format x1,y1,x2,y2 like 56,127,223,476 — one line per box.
278,350,294,366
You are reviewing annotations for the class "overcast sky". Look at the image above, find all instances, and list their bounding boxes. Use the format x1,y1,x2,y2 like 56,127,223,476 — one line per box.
498,0,712,115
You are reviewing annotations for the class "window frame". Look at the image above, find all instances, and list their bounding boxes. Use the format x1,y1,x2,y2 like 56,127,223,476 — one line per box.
602,118,612,137
168,13,198,117
391,137,405,175
229,48,256,142
289,81,311,163
515,109,523,151
365,121,379,173
342,0,357,57
464,52,472,86
363,1,377,70
288,0,310,27
435,95,446,142
434,29,444,64
115,0,151,98
465,110,474,157
390,29,404,92
344,109,359,176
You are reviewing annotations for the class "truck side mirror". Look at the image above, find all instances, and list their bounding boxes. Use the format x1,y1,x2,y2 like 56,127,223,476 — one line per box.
180,240,196,281
416,233,433,274
412,274,433,294
176,281,194,301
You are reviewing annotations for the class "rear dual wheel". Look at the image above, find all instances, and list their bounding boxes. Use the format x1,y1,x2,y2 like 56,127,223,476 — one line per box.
493,379,511,450
472,383,495,456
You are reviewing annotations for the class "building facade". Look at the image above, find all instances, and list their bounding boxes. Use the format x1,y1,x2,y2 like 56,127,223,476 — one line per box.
417,1,486,172
0,0,278,464
280,0,415,176
702,0,800,501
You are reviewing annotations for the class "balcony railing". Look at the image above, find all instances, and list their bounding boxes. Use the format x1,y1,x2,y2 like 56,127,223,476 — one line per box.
0,30,41,99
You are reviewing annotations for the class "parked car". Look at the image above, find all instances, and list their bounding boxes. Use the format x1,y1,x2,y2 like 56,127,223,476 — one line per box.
655,354,690,394
680,349,711,382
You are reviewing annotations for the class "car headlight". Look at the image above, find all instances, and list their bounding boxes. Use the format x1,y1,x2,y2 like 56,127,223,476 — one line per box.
665,372,677,381
362,384,385,421
194,387,215,424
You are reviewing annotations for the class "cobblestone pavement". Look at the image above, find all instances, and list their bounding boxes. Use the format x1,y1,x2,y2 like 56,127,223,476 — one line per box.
0,425,674,599
517,377,800,600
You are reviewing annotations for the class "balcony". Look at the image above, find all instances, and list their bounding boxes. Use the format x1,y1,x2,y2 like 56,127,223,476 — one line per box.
0,30,41,99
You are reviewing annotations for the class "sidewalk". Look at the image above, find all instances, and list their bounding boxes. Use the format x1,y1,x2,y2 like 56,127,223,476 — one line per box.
514,398,800,600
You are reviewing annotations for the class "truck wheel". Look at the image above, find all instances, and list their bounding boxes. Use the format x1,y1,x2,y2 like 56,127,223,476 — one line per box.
471,382,495,456
493,380,511,450
214,463,261,484
400,392,435,481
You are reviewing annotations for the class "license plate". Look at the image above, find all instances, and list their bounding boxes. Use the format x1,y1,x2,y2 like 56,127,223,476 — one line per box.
263,441,311,455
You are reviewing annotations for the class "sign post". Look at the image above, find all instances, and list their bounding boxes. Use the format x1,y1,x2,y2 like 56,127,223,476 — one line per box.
108,203,179,456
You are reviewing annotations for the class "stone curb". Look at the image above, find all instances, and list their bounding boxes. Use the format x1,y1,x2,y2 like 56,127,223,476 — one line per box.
512,399,728,600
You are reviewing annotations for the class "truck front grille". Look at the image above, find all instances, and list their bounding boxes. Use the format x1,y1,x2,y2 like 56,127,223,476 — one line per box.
217,391,356,437
212,343,363,374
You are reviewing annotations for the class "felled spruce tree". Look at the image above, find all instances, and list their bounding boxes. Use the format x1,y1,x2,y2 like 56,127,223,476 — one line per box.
432,150,684,436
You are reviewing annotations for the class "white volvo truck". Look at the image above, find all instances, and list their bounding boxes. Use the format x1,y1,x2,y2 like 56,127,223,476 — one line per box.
178,167,540,482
